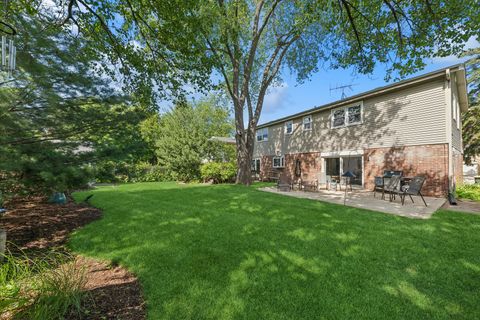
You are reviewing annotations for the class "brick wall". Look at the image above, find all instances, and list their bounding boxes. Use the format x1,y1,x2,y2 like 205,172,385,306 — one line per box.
364,144,449,197
259,143,450,197
259,153,320,183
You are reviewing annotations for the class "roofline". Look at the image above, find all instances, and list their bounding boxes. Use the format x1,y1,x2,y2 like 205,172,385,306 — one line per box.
257,64,465,129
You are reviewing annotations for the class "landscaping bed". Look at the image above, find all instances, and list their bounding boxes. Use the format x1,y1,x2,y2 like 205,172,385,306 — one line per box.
1,197,145,319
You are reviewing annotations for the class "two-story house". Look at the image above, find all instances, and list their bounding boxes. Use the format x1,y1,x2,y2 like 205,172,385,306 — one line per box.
253,64,468,197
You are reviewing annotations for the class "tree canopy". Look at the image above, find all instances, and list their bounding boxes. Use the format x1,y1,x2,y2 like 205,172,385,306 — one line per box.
0,13,152,194
142,97,234,181
5,0,479,185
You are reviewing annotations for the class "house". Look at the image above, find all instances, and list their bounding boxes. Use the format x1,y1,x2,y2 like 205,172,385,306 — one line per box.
252,64,469,197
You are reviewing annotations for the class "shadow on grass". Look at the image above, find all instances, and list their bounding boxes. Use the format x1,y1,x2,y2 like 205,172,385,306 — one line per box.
70,183,480,319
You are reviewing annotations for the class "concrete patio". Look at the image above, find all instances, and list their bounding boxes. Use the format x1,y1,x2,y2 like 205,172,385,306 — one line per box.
260,187,446,219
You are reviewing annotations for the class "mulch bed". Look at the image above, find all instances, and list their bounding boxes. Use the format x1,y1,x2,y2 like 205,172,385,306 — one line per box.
1,196,146,320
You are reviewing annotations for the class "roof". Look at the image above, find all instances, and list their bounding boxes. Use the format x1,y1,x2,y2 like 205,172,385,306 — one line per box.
257,64,466,129
208,136,236,144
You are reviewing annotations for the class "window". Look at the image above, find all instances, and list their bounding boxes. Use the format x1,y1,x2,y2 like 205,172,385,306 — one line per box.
331,102,363,128
303,116,312,131
347,105,362,124
273,155,285,168
285,120,293,134
251,158,261,173
256,127,268,141
332,109,345,128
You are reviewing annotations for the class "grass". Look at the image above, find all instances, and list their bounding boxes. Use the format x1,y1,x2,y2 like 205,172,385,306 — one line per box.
0,250,86,319
457,184,480,201
71,182,480,320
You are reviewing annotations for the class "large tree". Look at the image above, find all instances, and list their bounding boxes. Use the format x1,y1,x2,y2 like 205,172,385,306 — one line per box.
142,97,234,181
28,0,479,184
0,12,153,193
462,47,480,164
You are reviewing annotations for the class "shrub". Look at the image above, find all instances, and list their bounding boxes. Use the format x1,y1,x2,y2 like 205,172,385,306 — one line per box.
200,162,237,184
0,250,86,319
93,162,171,183
456,184,480,202
130,162,170,183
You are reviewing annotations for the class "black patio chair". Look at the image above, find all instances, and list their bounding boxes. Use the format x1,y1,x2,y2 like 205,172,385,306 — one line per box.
374,171,403,199
398,176,427,207
373,176,385,198
383,170,403,187
383,175,402,202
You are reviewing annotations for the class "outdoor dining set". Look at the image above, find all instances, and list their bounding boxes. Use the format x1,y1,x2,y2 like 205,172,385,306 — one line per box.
274,169,428,207
373,170,428,207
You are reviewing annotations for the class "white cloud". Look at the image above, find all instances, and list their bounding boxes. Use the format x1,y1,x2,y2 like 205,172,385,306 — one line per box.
263,82,289,113
431,36,479,64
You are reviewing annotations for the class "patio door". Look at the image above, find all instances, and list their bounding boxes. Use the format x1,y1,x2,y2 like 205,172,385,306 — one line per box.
342,156,363,186
326,158,340,177
321,153,364,187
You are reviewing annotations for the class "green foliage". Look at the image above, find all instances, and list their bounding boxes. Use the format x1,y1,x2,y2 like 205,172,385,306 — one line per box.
0,14,154,194
457,184,480,201
200,161,237,183
0,250,86,319
93,161,170,183
146,97,234,181
463,48,480,164
71,182,480,319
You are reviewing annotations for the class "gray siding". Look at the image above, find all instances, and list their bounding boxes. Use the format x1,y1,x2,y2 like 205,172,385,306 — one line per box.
254,79,447,157
451,75,463,152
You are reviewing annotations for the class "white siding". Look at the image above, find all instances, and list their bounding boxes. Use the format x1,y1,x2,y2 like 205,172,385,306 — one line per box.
254,79,447,157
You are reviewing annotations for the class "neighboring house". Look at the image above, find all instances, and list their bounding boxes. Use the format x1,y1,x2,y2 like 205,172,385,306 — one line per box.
253,64,469,197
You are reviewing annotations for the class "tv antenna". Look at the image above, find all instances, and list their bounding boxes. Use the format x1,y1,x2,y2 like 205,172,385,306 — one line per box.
329,83,357,99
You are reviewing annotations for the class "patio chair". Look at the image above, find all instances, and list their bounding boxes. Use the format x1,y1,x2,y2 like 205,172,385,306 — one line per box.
373,176,385,198
383,170,403,187
383,175,402,202
397,176,427,207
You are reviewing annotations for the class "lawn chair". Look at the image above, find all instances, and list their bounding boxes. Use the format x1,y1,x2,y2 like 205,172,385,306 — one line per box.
373,176,385,198
374,171,403,199
398,176,427,207
383,175,402,202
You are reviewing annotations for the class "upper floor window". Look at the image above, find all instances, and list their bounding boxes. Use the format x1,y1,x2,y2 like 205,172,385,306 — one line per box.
303,115,312,131
285,120,293,134
256,127,268,142
331,102,363,128
273,155,285,168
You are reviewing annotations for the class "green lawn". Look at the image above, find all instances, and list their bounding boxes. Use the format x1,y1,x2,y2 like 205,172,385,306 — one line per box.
71,182,480,320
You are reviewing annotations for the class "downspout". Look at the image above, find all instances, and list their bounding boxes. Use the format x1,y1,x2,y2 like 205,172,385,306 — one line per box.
444,69,457,204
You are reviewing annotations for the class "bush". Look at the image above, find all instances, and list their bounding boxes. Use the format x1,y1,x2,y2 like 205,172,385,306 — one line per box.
456,184,480,201
0,250,86,319
130,163,170,182
93,161,171,183
200,162,237,184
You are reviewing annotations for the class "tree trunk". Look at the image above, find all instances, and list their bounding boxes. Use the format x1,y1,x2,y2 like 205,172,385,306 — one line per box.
235,130,254,185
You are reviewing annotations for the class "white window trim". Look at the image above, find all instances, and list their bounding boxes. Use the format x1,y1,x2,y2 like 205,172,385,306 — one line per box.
285,120,293,134
252,158,261,172
256,127,268,142
303,115,313,131
272,155,285,168
331,101,364,129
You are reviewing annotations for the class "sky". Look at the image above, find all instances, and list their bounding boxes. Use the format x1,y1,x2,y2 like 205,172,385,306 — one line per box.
258,36,479,125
